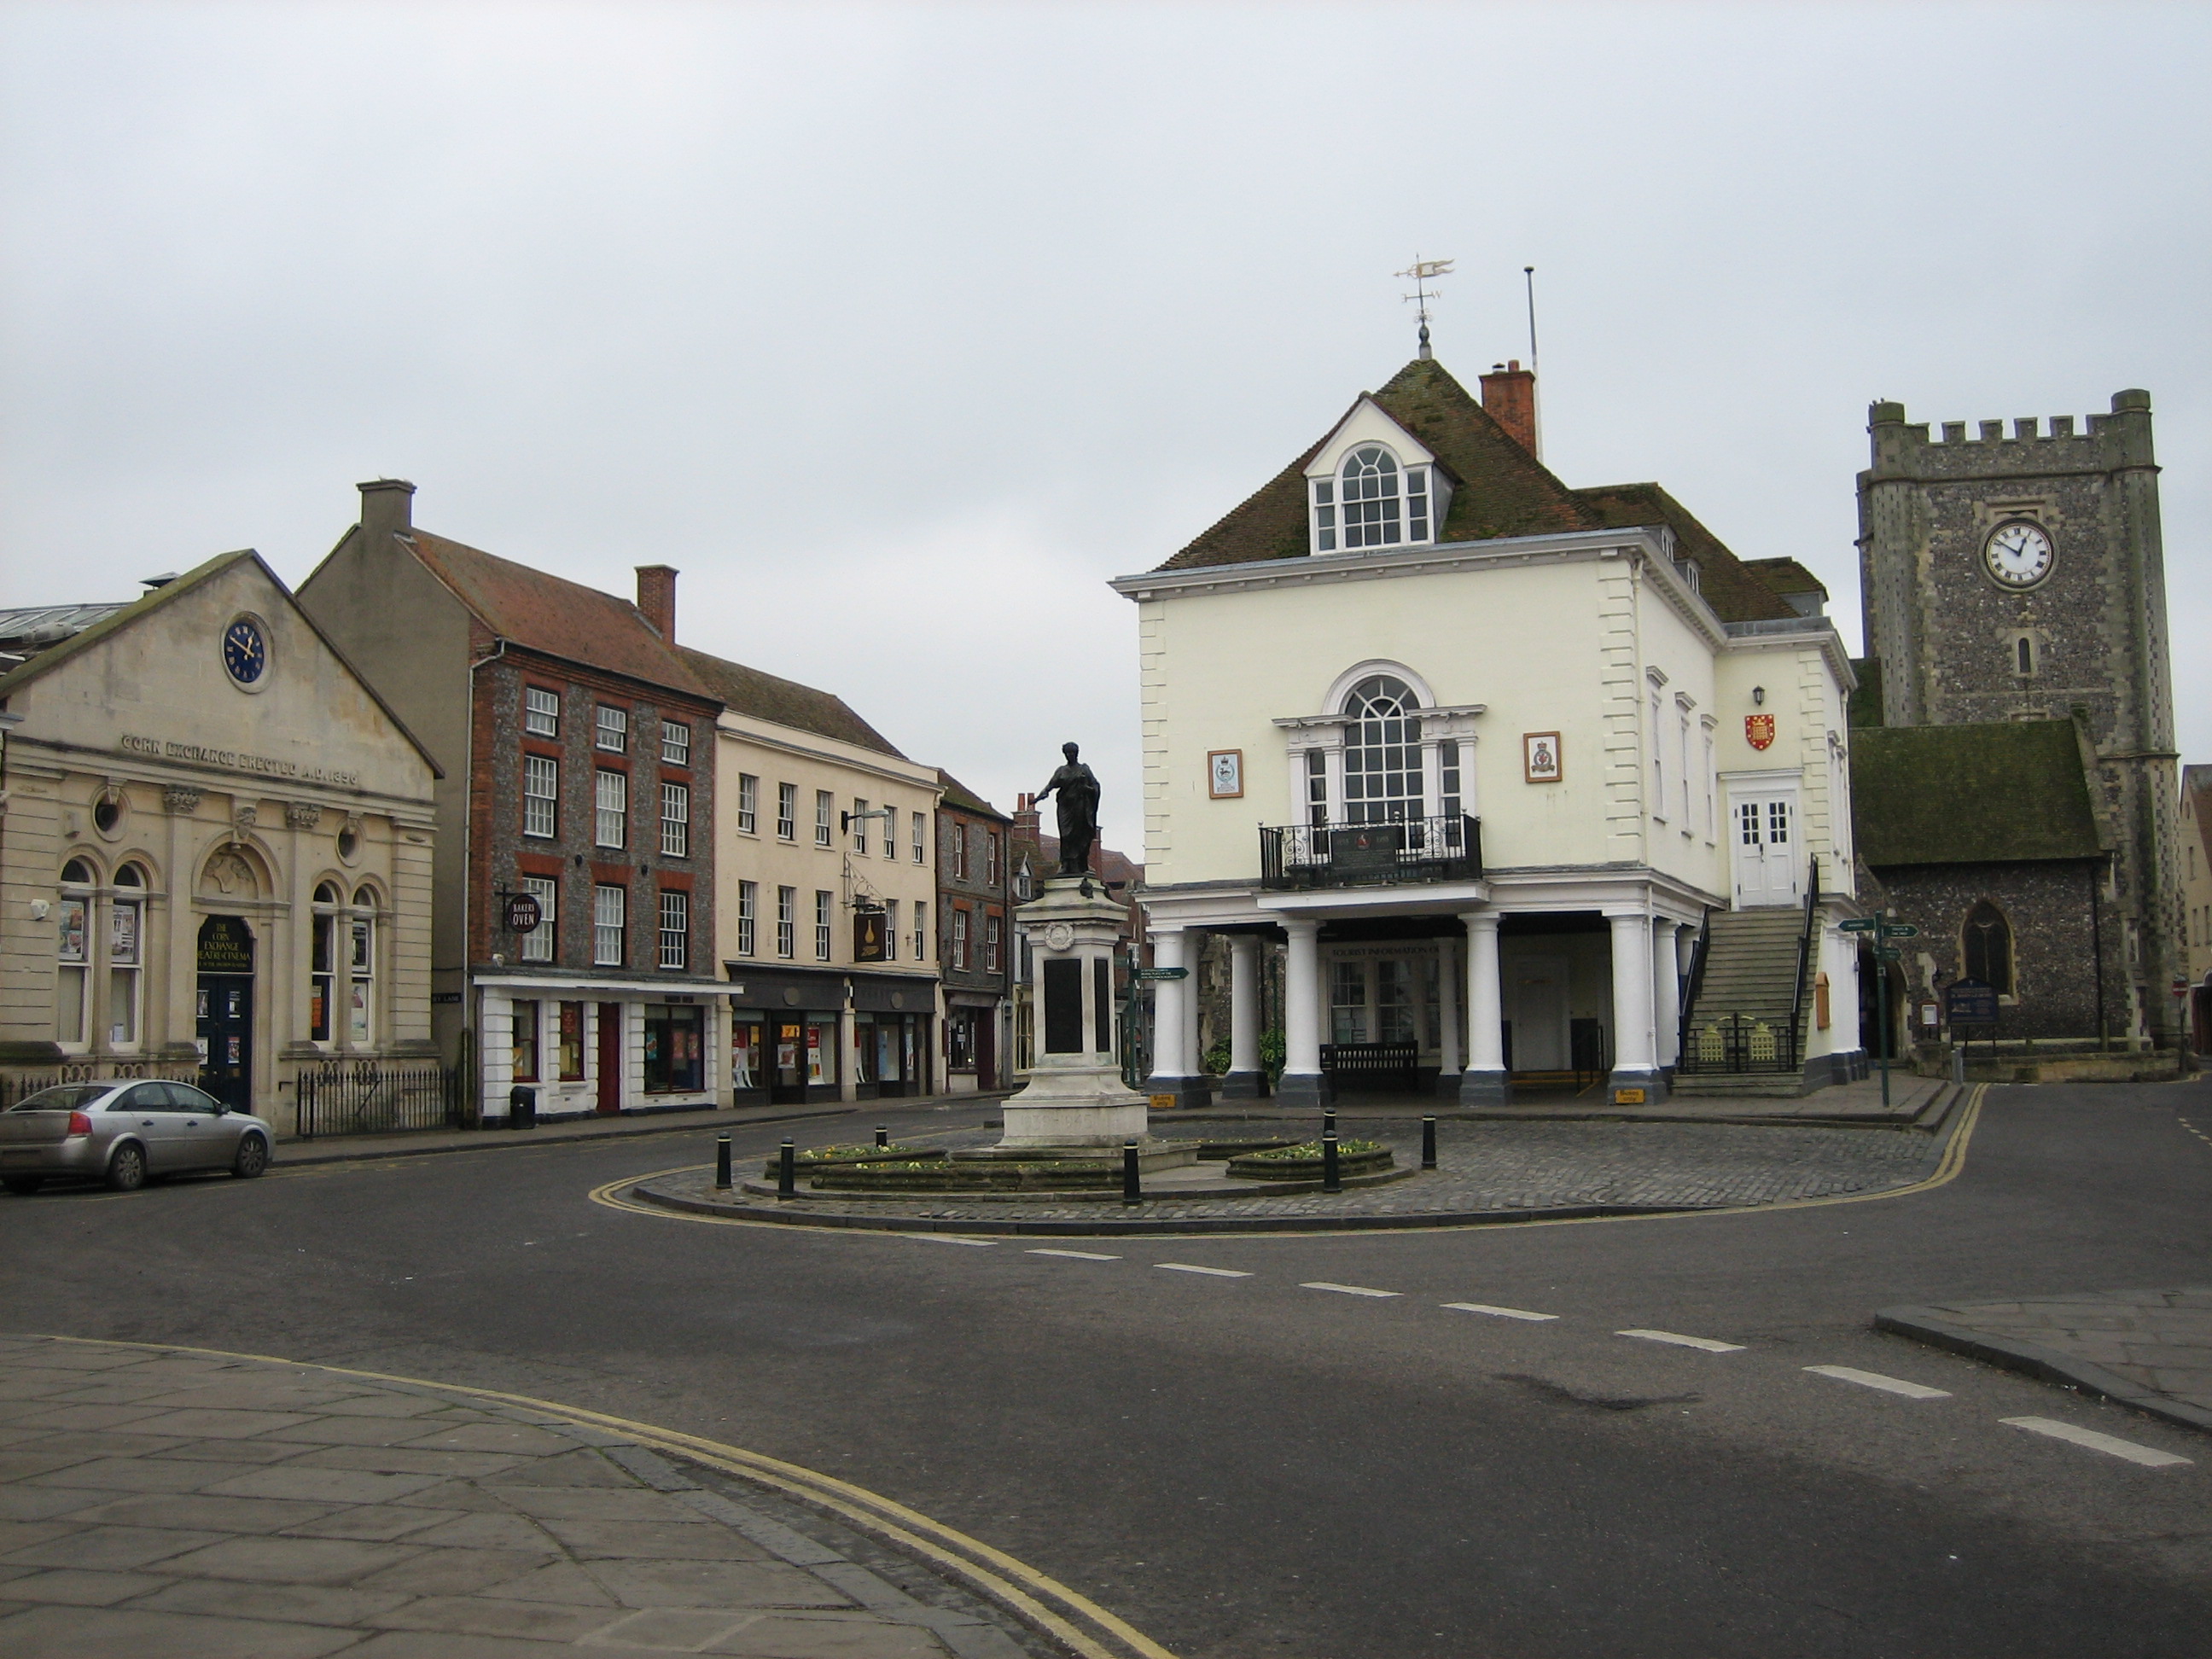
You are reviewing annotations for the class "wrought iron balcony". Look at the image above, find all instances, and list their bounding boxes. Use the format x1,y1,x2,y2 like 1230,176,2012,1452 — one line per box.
1258,815,1483,892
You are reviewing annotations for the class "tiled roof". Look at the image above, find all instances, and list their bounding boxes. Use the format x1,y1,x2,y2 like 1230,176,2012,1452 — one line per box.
1740,556,1830,602
405,531,716,701
1572,482,1796,626
937,770,1010,820
1161,358,1588,572
676,645,906,760
1853,723,2104,865
0,602,129,657
1155,358,1800,626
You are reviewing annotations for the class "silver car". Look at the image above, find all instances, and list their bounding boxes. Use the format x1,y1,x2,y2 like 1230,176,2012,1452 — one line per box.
0,1080,273,1194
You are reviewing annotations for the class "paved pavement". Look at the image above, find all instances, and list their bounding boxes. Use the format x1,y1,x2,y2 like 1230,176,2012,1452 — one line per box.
276,1094,1013,1169
0,1336,1050,1657
1879,1288,2212,1434
638,1109,1960,1232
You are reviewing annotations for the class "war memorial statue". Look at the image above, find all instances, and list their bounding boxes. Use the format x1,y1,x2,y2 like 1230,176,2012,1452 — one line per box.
1035,742,1101,877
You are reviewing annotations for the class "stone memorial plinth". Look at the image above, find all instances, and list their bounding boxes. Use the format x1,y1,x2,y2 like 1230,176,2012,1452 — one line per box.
992,876,1150,1150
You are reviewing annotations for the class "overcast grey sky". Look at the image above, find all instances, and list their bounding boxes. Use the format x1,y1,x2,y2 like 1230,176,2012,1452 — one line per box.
4,2,2207,841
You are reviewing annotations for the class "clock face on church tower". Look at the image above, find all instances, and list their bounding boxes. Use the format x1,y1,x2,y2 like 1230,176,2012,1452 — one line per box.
1984,521,2055,588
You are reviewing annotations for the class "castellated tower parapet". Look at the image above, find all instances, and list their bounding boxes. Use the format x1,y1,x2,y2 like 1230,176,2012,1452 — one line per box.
1858,389,2164,751
1855,387,2180,1045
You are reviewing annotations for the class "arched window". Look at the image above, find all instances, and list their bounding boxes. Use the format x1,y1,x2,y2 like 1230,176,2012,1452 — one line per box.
108,865,146,1049
1341,675,1424,824
1962,900,2014,997
310,883,341,1043
2016,637,2034,675
55,860,95,1046
349,887,377,1046
1340,446,1401,548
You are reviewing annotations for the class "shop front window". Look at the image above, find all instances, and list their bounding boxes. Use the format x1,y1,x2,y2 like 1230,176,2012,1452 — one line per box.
558,1002,586,1080
1330,959,1365,1043
512,999,540,1082
731,1017,764,1091
643,1004,704,1093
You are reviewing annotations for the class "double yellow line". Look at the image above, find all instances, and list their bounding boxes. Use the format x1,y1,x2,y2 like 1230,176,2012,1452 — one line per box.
35,1335,1172,1659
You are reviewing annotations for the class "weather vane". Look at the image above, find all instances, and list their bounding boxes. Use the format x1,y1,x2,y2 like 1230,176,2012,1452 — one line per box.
1398,256,1454,359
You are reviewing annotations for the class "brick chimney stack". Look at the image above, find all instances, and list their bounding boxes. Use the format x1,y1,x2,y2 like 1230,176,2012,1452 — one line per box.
635,565,678,641
1478,360,1539,457
1012,792,1041,848
357,478,416,543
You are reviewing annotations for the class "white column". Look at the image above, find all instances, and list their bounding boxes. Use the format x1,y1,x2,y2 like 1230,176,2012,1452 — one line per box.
1225,935,1263,1097
1148,926,1190,1080
1459,911,1506,1103
1279,918,1329,1106
1652,919,1681,1068
1435,933,1461,1080
1183,932,1204,1081
837,1004,858,1103
1608,911,1659,1091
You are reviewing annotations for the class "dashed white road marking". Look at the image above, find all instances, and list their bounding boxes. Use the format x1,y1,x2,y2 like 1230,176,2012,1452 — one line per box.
1442,1302,1560,1322
1617,1329,1746,1353
1804,1365,1952,1400
2000,1417,2193,1468
1155,1263,1254,1278
1027,1249,1121,1261
899,1234,996,1247
1301,1282,1400,1298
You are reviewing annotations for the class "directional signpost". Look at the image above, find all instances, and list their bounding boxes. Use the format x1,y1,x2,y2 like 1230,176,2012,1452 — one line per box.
1841,913,1918,1107
1120,963,1190,1090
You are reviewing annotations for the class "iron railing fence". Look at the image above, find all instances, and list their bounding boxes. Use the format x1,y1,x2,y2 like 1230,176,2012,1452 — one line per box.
1260,815,1482,892
1,1062,200,1110
294,1062,461,1140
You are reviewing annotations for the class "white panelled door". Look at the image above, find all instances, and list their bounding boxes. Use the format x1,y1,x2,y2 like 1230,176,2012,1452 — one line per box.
1729,783,1802,907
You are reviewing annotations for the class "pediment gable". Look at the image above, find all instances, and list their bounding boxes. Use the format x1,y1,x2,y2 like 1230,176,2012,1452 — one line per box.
1302,397,1439,480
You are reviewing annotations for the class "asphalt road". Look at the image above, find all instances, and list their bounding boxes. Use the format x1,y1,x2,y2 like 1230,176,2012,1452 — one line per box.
6,1080,2211,1657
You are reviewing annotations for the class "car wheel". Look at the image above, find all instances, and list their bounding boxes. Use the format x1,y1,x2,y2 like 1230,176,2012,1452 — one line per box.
3,1175,43,1196
231,1135,270,1179
105,1143,147,1192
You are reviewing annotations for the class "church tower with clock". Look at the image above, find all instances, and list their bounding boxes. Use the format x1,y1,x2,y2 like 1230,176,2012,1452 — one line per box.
1854,389,2184,1045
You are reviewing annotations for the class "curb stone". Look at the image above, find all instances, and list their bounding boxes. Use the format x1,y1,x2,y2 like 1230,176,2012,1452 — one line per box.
1874,1305,2212,1437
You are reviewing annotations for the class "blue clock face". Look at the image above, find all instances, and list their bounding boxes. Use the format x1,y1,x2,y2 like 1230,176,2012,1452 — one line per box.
223,619,265,684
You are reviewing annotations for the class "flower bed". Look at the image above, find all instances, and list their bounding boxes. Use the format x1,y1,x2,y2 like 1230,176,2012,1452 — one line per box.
760,1143,945,1178
1225,1138,1394,1181
809,1159,1121,1192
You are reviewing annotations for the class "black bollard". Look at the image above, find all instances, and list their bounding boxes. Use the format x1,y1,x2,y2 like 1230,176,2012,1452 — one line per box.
1322,1131,1342,1194
1323,1107,1337,1141
777,1138,797,1201
714,1133,732,1190
1123,1139,1143,1207
875,1126,889,1149
1421,1114,1437,1171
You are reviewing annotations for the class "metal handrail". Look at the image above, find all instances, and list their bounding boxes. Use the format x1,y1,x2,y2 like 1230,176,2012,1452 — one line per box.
1676,905,1713,1064
1786,854,1820,1074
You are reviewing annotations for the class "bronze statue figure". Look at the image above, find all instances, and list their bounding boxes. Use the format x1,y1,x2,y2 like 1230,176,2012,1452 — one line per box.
1037,742,1101,877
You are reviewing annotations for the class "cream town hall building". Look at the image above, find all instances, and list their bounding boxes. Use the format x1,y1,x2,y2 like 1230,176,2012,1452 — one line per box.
1114,356,1866,1107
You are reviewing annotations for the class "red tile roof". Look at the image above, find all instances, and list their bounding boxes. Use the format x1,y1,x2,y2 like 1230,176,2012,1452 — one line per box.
406,530,718,701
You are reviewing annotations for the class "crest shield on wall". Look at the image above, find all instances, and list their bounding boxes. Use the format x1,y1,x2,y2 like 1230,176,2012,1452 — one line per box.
1744,714,1777,751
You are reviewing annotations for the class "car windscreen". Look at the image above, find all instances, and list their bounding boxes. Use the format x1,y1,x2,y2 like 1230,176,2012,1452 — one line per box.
6,1084,114,1113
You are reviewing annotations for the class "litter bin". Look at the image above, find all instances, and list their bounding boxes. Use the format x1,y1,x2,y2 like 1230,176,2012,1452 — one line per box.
509,1086,538,1131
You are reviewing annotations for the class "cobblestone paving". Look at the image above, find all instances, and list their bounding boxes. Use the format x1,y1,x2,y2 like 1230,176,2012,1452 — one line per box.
668,1118,1946,1226
0,1336,1044,1657
1901,1289,2212,1415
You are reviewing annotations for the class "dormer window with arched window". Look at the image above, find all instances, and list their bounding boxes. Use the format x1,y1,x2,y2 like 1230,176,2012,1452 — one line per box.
1313,445,1435,553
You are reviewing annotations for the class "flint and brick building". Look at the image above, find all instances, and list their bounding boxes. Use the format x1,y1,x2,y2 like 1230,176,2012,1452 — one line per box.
300,481,728,1121
935,771,1011,1091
